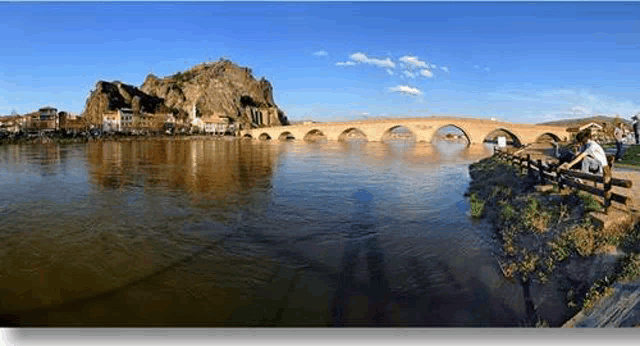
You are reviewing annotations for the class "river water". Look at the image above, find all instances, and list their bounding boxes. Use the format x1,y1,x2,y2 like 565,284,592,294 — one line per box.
0,139,536,326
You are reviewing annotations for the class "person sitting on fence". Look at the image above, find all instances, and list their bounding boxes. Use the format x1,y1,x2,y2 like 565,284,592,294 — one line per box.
550,131,585,170
559,129,608,175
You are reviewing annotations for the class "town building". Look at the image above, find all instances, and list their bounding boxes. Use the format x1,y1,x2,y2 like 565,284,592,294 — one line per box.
201,114,232,134
60,113,88,133
0,116,21,134
118,108,134,132
26,106,59,132
567,122,604,141
102,111,122,132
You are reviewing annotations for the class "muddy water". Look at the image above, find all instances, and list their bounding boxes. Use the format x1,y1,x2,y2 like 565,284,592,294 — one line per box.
0,139,556,326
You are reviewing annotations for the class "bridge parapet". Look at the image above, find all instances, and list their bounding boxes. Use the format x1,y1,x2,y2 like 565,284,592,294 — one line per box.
244,117,570,145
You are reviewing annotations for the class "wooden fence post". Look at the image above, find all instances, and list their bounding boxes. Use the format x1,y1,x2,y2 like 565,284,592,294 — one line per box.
555,166,564,190
518,156,524,175
603,166,612,214
526,154,531,178
538,159,544,184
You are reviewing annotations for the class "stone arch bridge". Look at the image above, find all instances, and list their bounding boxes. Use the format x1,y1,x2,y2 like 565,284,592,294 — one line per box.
241,117,571,146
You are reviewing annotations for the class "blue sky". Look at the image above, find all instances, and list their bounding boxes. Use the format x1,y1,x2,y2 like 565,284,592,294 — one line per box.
1,2,640,124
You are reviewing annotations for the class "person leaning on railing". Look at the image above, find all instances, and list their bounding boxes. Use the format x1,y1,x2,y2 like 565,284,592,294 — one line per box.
550,131,585,170
558,129,608,175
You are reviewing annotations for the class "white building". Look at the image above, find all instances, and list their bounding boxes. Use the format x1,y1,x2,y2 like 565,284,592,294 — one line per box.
102,111,121,132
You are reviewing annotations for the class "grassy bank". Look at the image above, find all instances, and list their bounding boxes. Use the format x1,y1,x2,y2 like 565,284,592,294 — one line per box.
617,144,640,167
467,156,640,325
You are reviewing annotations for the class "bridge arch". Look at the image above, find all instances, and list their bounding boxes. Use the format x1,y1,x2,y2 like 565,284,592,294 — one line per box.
338,127,368,142
535,132,562,143
259,133,272,141
304,129,327,142
483,127,523,147
381,125,416,142
278,131,295,141
431,124,472,146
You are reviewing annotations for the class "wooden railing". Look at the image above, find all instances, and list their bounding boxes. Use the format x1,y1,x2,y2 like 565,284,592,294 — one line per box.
493,147,633,214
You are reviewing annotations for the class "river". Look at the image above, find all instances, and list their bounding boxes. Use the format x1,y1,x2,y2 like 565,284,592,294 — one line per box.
0,139,538,326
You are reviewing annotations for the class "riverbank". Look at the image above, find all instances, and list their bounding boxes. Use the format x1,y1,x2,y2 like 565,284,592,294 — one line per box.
466,155,640,327
0,133,242,145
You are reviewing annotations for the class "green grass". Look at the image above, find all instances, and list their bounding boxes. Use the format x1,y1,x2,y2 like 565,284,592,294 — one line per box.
616,144,640,167
577,192,602,213
499,201,517,223
470,193,485,218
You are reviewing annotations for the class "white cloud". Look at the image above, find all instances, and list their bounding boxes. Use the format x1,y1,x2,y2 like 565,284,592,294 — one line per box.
484,67,490,72
335,61,356,66
420,69,434,78
386,69,394,76
570,105,591,115
389,85,422,96
441,66,449,73
349,52,396,68
473,65,479,69
403,70,416,79
399,56,428,69
313,50,328,56
494,88,640,121
430,64,437,69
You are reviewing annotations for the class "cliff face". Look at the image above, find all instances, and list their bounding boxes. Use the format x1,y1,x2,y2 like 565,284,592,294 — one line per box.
83,59,287,127
83,81,171,125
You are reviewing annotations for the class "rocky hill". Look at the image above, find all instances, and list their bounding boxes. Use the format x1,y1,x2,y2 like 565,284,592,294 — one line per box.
83,59,288,127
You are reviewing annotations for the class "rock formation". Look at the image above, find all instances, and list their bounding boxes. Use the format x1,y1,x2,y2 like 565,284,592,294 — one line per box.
82,81,170,125
82,59,288,127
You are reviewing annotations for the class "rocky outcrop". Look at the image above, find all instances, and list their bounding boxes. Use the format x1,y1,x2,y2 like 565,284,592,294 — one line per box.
83,81,172,125
140,59,287,127
82,59,288,127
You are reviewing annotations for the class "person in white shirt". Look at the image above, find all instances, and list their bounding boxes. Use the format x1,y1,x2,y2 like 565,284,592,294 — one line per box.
559,129,607,175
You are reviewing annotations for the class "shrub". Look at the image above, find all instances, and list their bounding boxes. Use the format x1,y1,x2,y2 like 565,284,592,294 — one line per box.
567,223,596,256
500,201,517,223
579,192,602,213
490,185,512,199
522,196,551,233
619,254,640,283
582,279,615,311
470,193,485,218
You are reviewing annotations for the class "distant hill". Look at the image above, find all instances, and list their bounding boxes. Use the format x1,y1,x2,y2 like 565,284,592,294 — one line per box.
537,115,632,127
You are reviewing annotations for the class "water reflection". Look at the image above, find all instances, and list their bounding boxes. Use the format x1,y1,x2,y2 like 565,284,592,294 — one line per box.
86,140,281,202
0,138,533,327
